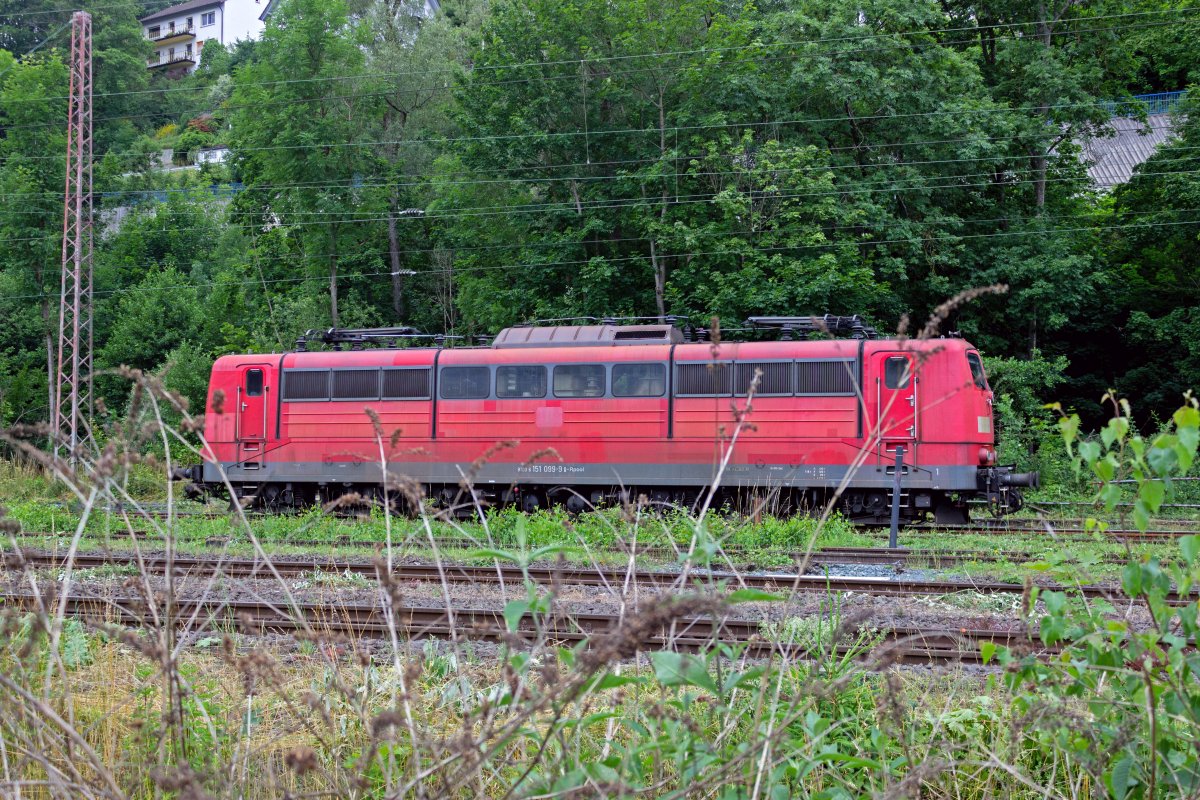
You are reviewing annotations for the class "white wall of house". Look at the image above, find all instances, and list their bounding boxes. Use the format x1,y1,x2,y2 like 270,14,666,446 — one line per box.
143,0,264,73
222,0,266,42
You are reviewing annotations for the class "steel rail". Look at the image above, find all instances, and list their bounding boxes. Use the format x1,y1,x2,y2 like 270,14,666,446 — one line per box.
10,526,1194,564
8,549,1193,605
1,590,1034,663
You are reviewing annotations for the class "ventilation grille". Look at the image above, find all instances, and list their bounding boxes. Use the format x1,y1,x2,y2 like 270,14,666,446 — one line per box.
282,370,330,401
796,360,856,395
735,362,793,395
332,369,380,399
382,368,431,399
675,363,733,395
613,328,669,341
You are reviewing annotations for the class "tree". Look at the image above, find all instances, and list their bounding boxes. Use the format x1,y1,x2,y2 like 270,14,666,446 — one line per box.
229,0,385,327
0,50,67,425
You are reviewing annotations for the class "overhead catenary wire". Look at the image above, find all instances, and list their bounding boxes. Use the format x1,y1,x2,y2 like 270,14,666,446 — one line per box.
0,6,1190,316
6,202,1196,284
5,160,1200,242
0,121,1184,203
4,6,1195,107
1,124,1191,206
4,91,1190,164
3,211,1198,304
0,14,1191,143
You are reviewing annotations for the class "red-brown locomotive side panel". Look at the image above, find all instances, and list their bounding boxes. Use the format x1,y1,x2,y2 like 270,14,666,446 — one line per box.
183,331,1035,522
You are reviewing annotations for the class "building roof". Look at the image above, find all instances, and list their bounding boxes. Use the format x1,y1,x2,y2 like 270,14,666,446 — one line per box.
1083,115,1177,189
140,0,223,24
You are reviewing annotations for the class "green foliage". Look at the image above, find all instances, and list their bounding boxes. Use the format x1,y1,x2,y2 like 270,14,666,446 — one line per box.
0,0,1197,440
992,399,1200,798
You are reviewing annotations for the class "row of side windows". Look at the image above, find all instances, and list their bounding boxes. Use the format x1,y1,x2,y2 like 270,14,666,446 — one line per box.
283,368,432,401
281,360,858,402
675,360,857,397
440,363,667,400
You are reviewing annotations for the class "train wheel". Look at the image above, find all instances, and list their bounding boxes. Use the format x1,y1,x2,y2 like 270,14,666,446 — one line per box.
521,491,543,513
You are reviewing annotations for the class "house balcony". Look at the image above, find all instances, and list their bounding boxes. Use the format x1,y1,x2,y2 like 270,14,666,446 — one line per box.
147,52,196,70
146,25,195,45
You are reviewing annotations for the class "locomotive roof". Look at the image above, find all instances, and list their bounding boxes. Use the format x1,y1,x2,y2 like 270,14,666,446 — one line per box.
213,335,976,372
491,324,683,347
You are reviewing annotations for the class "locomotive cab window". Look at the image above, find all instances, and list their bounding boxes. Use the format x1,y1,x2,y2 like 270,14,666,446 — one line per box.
440,366,490,399
553,364,605,398
497,365,547,398
612,363,666,397
245,369,263,397
966,352,988,390
884,357,911,389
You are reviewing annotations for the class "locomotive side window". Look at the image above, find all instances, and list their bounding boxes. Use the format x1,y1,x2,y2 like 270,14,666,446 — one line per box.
966,352,988,390
612,363,666,397
382,368,431,399
496,365,547,398
734,362,792,396
675,363,732,396
884,357,911,389
282,370,330,401
332,369,380,400
245,369,263,397
440,367,490,399
796,360,857,395
553,364,605,398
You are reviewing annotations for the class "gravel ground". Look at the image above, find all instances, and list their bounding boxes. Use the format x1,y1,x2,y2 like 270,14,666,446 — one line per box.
2,563,1029,628
1,552,1161,667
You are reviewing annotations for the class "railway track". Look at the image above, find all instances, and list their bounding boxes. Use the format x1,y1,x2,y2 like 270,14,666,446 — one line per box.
30,508,1200,542
5,527,1188,569
8,549,1192,605
1,590,1034,663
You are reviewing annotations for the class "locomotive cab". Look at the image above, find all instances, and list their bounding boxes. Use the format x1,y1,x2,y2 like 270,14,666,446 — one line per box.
963,349,1039,519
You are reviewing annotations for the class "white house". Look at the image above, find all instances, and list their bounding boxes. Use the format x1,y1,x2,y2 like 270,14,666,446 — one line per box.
141,0,265,76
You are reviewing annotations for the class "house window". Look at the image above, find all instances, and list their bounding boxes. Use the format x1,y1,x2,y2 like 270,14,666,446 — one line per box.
147,25,160,38
201,11,215,25
185,43,192,57
186,16,193,28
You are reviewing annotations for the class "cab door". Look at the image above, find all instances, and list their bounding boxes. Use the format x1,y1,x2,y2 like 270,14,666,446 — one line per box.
875,352,916,446
235,365,270,463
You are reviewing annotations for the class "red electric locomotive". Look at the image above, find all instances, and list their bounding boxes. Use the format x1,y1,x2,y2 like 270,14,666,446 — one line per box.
173,316,1037,524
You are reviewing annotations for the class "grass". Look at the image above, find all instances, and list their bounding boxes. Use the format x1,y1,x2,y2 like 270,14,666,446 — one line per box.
0,610,1122,799
5,497,1189,589
5,372,1200,797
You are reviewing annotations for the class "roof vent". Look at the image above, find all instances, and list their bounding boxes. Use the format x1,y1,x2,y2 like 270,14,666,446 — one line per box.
492,324,682,348
613,328,670,341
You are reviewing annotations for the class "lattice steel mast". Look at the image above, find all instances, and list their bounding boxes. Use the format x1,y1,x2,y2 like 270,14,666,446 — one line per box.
54,10,93,458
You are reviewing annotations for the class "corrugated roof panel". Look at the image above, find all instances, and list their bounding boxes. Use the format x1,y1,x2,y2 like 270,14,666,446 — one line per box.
1083,114,1178,189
